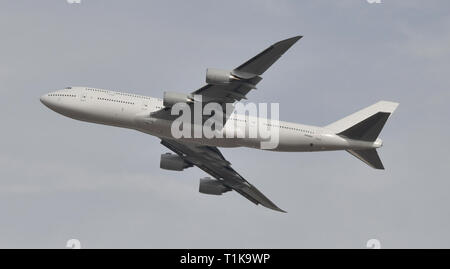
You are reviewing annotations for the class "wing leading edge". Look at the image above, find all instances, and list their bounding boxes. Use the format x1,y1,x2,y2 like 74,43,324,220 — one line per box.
160,139,286,213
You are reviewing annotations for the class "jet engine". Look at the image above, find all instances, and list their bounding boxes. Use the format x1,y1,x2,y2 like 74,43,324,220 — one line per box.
199,177,231,195
163,91,193,108
160,153,190,171
206,68,259,88
205,68,237,85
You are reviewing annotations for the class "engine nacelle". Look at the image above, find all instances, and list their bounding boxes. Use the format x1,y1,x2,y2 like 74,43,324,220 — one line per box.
160,153,189,171
206,68,235,85
206,68,259,89
163,91,193,108
199,177,231,195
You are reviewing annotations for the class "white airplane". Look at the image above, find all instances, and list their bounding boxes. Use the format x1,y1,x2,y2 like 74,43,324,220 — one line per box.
40,36,398,212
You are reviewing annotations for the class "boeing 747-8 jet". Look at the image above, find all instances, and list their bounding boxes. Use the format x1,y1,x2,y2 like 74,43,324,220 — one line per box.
40,36,398,212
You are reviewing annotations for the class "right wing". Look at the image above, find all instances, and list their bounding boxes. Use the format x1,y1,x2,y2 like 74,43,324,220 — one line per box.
192,35,303,104
161,138,286,212
151,36,302,120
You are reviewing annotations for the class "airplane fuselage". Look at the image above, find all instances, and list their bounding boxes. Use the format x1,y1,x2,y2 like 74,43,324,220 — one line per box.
40,87,382,152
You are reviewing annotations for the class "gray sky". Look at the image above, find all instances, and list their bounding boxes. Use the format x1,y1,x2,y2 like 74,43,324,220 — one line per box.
0,0,449,248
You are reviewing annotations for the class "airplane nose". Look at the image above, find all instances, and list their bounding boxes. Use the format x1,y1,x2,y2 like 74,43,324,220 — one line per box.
40,94,49,105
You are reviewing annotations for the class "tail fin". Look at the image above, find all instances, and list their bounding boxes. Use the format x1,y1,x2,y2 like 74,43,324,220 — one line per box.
326,101,399,169
326,101,399,141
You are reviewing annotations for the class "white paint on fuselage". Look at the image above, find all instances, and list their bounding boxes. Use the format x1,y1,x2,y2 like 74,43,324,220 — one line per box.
40,87,381,152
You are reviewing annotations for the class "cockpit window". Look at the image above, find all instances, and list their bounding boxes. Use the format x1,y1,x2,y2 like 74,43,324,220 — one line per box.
65,87,72,89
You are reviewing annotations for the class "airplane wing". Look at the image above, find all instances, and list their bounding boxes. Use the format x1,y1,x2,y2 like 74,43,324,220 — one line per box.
193,35,302,103
161,138,286,212
151,36,302,119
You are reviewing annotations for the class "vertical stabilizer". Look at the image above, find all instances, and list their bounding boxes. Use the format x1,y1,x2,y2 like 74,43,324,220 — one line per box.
326,101,399,142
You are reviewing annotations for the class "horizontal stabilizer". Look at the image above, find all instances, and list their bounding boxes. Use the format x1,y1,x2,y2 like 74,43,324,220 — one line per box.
347,149,384,170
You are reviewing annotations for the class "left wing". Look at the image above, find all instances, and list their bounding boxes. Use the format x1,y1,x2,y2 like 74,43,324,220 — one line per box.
161,138,285,212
